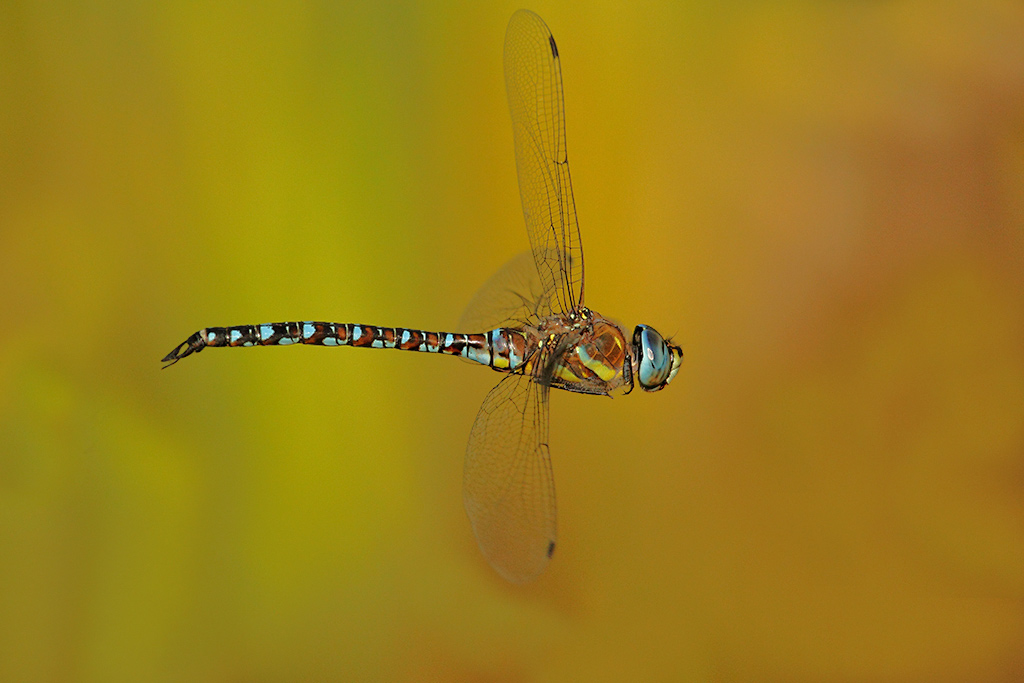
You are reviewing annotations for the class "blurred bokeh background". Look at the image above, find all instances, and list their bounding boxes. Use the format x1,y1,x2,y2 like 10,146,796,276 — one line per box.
2,1,1022,681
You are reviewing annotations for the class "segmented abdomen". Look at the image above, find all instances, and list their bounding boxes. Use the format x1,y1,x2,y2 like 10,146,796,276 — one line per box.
162,321,529,371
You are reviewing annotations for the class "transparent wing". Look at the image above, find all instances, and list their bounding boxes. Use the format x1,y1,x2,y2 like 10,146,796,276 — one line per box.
505,9,584,316
463,369,556,583
458,250,579,333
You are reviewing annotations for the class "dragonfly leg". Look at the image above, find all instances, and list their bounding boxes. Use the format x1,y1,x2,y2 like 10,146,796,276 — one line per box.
546,377,611,397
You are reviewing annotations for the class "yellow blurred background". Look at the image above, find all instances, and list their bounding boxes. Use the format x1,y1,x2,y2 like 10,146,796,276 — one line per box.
2,1,1022,681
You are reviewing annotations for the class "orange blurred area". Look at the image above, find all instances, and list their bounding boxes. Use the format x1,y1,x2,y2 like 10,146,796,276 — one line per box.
2,1,1022,681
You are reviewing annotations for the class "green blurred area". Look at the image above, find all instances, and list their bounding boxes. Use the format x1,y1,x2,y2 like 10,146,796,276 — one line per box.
2,1,1022,681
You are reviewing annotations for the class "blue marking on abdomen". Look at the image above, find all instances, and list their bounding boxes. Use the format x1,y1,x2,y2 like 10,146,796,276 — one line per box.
464,346,489,366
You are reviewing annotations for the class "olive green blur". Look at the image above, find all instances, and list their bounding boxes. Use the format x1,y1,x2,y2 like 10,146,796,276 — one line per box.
2,1,1022,681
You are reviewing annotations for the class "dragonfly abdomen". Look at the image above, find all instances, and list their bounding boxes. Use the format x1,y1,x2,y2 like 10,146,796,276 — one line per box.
162,320,529,371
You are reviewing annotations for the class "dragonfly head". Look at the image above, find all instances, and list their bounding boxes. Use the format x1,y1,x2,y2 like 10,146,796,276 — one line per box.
632,325,683,392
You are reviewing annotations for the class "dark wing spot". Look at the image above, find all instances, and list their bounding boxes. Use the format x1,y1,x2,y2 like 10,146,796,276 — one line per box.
548,34,558,58
547,540,556,558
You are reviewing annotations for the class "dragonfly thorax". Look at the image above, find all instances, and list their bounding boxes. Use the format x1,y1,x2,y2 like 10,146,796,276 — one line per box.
529,311,632,393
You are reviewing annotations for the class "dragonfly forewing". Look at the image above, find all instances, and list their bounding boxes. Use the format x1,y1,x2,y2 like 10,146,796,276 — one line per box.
504,9,584,315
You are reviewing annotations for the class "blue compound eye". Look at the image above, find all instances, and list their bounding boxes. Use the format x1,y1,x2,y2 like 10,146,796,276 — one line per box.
634,325,671,390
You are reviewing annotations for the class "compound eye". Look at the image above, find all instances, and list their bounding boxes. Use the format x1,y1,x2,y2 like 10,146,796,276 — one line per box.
634,325,671,390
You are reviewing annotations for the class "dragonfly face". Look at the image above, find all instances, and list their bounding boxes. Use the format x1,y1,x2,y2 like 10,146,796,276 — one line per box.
632,325,684,392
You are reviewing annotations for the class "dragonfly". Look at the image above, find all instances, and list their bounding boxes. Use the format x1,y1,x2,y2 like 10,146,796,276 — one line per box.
163,9,683,583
